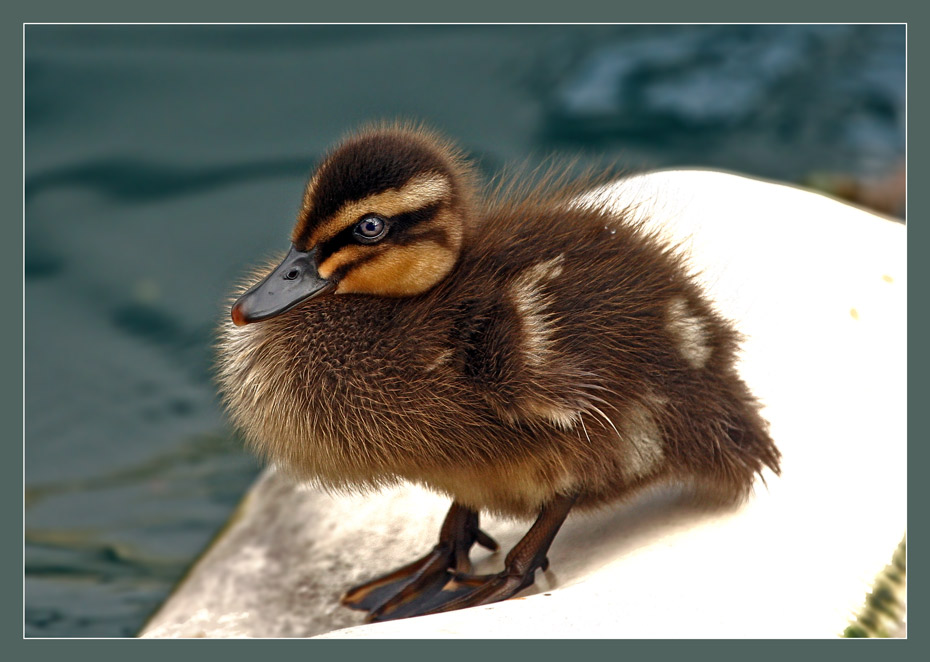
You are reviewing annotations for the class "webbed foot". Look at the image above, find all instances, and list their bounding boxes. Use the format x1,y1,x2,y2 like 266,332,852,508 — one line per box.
346,494,577,623
340,502,497,620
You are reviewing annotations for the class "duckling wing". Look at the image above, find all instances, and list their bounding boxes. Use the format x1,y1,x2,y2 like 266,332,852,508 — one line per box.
448,263,597,434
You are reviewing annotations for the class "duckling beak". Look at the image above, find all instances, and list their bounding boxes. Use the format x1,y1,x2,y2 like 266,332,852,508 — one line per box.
231,245,335,326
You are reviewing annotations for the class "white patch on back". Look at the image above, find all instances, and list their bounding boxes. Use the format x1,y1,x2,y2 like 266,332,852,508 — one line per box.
509,254,583,431
666,296,711,369
620,403,665,479
510,254,565,368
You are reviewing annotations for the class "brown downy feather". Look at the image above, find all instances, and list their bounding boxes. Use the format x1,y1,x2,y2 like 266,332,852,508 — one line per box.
216,123,780,518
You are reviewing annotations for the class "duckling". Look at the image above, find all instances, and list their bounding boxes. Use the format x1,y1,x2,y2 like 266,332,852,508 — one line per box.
217,123,781,623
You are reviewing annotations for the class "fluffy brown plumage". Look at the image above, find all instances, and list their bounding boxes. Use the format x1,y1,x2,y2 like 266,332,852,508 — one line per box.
216,123,780,620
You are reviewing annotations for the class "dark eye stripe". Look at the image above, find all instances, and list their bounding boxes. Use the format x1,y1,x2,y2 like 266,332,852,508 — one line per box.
317,202,443,262
390,202,441,234
393,226,450,249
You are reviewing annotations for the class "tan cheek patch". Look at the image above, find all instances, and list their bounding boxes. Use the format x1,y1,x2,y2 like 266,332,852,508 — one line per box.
336,242,456,297
307,173,451,246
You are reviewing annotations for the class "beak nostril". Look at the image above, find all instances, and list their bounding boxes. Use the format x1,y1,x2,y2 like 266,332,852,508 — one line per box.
284,268,301,280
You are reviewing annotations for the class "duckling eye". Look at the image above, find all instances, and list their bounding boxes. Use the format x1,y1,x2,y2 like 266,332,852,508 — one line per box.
354,216,388,244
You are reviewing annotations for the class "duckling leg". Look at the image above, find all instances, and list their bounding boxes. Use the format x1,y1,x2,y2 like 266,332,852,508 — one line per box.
392,493,578,620
341,502,498,618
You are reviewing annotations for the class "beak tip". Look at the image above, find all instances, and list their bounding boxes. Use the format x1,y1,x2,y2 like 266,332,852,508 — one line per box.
231,303,248,327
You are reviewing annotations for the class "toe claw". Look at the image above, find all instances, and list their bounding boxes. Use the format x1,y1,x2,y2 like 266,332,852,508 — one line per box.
473,528,499,551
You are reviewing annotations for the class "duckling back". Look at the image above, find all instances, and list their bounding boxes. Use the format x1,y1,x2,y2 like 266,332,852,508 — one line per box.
430,193,779,512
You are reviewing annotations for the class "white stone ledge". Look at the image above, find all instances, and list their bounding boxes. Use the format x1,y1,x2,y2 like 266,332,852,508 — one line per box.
140,170,906,639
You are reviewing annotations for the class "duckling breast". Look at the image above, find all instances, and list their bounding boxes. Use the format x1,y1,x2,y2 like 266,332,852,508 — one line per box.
217,285,555,505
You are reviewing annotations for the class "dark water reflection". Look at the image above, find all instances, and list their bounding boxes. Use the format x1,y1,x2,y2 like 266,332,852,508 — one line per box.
24,24,905,637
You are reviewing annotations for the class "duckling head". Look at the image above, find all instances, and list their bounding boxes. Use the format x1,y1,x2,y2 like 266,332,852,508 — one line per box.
231,126,475,325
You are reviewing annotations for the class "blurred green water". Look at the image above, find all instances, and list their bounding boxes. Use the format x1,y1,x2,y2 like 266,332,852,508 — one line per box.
24,24,904,637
